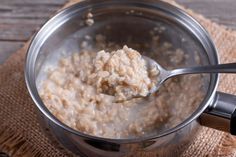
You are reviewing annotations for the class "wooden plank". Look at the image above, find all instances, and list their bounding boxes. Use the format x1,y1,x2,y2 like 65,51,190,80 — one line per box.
0,18,46,25
0,24,36,41
0,0,67,41
0,4,61,18
0,0,67,62
176,0,236,30
0,0,68,5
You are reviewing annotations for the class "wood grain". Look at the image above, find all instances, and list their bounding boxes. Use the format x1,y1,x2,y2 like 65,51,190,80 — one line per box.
0,0,67,64
0,0,67,41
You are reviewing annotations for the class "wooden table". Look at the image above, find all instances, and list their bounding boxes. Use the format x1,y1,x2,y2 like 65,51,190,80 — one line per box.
0,0,67,63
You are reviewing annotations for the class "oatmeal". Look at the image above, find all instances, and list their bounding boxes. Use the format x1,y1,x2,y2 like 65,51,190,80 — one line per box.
39,43,205,139
85,12,94,26
92,46,158,101
39,46,165,138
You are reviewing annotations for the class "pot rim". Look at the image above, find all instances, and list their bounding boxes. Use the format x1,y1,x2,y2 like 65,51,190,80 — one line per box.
25,0,219,144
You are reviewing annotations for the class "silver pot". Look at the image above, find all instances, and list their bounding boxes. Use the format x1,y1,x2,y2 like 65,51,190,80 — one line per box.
25,0,236,156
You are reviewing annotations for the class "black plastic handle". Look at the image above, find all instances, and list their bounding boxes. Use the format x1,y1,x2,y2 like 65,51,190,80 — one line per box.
200,91,236,135
231,108,236,135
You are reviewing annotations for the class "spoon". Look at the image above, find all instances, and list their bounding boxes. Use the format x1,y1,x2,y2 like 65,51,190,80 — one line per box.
144,56,236,95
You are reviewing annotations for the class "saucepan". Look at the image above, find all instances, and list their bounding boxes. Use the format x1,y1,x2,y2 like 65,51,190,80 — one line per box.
25,0,236,156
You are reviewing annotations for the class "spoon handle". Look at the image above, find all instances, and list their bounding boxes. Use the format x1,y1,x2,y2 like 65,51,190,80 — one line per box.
170,63,236,76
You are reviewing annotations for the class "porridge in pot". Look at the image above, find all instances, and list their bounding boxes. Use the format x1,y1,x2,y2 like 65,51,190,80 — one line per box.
39,43,206,139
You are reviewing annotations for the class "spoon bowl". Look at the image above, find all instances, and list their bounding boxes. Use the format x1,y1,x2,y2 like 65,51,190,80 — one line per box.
143,56,236,95
143,56,171,94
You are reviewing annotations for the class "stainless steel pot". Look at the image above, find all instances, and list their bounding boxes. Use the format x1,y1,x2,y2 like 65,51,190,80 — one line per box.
25,0,236,157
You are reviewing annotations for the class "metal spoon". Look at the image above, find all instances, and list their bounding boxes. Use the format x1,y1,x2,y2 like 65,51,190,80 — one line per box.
144,56,236,95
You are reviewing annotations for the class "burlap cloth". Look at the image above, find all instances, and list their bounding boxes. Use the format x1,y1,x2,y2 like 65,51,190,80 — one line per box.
0,0,236,156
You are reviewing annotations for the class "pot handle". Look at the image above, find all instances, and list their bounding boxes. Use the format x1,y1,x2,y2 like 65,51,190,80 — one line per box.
199,91,236,135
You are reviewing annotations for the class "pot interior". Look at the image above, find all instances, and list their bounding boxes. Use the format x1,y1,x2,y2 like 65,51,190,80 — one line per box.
31,0,218,139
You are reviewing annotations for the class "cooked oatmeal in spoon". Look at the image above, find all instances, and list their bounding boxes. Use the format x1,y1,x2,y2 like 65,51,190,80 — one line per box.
92,45,159,101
